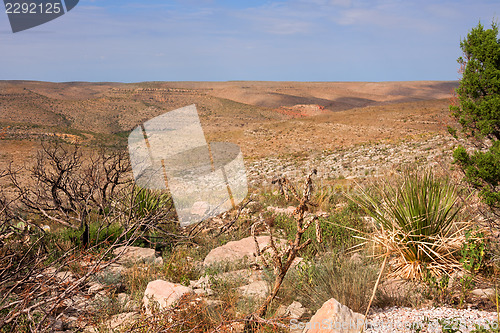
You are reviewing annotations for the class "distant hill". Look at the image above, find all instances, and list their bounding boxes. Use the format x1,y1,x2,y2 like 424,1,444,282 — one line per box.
0,80,458,159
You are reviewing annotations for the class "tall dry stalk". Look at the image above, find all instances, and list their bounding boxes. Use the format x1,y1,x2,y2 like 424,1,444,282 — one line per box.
249,169,323,322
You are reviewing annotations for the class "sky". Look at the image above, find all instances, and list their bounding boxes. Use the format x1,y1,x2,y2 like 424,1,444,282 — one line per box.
0,0,498,82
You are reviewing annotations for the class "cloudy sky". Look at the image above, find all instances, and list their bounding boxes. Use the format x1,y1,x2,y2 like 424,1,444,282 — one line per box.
0,0,498,82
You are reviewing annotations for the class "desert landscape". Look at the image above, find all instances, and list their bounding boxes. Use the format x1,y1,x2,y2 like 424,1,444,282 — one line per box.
0,80,457,163
1,80,499,333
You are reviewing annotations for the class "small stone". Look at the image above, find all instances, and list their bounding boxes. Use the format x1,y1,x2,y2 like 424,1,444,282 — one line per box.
117,293,130,305
52,319,64,331
349,253,362,264
203,236,285,266
105,312,139,330
154,256,164,266
471,288,495,298
113,246,156,265
305,298,364,333
88,281,105,294
287,301,307,319
194,288,214,296
55,271,75,282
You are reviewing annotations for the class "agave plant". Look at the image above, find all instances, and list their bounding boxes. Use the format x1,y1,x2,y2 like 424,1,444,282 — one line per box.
352,169,466,280
132,186,172,219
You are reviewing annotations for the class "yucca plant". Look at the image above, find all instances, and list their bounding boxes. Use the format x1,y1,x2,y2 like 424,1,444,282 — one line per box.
132,187,172,219
352,169,466,280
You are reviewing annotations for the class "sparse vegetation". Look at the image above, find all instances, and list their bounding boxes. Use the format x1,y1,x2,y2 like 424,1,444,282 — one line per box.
1,79,499,332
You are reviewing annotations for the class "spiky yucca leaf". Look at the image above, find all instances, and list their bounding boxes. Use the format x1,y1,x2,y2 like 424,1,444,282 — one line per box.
352,170,465,279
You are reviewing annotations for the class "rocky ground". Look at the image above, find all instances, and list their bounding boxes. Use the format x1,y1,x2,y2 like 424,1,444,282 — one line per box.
39,131,498,333
246,133,462,186
54,240,499,333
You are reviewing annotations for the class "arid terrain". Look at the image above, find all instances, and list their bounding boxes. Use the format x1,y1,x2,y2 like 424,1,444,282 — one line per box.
4,80,500,333
0,80,458,169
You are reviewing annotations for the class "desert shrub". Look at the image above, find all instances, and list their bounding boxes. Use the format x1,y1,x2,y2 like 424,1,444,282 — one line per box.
130,187,172,219
54,220,124,251
125,292,286,333
123,186,180,251
458,227,490,305
279,252,379,314
450,22,500,217
273,200,365,258
352,169,465,280
10,140,131,230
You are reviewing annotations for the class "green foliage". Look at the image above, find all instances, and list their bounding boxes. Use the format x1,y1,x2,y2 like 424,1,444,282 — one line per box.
353,169,461,279
453,142,500,208
460,228,487,274
458,228,488,305
422,267,451,304
131,187,172,219
273,201,365,257
55,220,123,250
450,22,500,210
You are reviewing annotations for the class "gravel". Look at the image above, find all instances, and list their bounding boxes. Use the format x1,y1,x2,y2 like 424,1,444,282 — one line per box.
365,306,499,332
246,134,464,186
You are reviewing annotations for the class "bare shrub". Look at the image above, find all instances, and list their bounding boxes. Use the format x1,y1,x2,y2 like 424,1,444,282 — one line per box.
9,140,131,230
249,169,323,321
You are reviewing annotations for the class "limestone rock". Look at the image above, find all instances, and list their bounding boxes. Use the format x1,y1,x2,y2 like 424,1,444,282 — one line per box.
304,298,364,333
471,288,495,298
105,312,139,331
203,236,284,266
237,280,269,298
143,279,192,313
113,246,156,265
154,256,164,266
275,301,308,319
55,271,75,283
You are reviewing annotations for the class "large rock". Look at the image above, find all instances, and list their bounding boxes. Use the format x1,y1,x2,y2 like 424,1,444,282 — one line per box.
203,236,284,266
237,280,269,298
113,246,156,265
143,279,192,313
304,298,365,333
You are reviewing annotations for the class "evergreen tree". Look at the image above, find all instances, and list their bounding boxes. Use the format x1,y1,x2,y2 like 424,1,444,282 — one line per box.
450,22,500,212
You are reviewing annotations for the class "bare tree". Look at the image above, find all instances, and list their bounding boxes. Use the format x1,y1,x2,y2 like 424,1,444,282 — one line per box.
0,141,177,331
9,140,131,230
0,176,179,331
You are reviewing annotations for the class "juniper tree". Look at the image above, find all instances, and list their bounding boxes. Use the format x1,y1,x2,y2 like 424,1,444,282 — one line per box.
450,22,500,215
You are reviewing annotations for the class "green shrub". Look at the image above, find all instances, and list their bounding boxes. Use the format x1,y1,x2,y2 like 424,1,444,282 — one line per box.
450,22,500,213
131,187,172,219
352,169,463,280
55,220,123,250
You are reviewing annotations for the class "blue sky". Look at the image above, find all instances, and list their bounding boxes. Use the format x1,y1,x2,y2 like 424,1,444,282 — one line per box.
0,0,498,82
